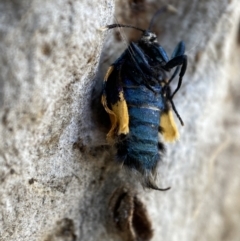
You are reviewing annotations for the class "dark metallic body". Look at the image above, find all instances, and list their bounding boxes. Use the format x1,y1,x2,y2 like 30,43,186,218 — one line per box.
103,29,187,190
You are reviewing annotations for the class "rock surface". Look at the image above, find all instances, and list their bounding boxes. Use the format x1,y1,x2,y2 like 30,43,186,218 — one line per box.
1,0,240,241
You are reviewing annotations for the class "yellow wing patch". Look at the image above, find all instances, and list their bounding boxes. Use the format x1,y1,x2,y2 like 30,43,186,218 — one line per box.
160,110,179,142
102,66,129,143
111,92,129,136
101,95,118,142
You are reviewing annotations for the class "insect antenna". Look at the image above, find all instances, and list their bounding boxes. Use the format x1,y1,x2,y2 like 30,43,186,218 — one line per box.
100,24,145,33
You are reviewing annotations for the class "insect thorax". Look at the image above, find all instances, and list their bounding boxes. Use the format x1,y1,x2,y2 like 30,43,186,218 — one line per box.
140,31,158,44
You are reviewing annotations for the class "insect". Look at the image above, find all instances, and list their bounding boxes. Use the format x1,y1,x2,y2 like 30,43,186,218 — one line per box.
101,7,187,190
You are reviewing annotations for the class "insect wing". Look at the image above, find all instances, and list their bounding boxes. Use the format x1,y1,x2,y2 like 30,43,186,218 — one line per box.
102,63,129,142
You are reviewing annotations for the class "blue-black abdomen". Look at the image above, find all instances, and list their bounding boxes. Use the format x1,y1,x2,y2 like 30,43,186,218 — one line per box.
116,77,165,173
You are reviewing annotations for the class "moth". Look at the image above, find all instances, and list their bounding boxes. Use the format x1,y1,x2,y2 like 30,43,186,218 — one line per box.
101,8,187,190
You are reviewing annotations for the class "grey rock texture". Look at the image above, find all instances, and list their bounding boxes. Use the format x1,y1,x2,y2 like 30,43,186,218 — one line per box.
1,0,240,241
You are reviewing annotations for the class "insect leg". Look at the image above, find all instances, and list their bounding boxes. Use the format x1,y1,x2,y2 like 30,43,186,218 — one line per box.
167,66,180,85
165,41,186,89
164,54,187,99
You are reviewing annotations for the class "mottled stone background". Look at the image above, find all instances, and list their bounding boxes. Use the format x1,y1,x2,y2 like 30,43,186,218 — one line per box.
0,0,240,241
